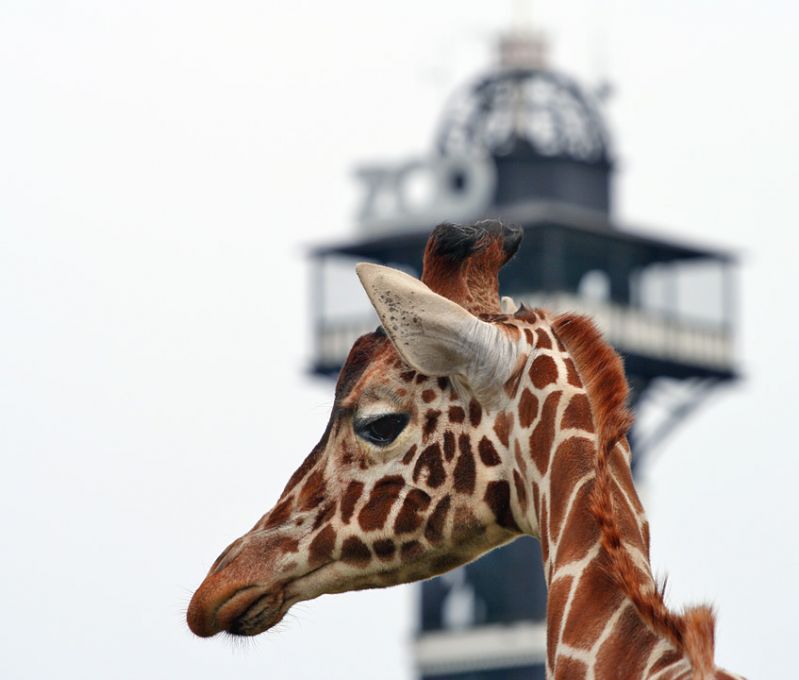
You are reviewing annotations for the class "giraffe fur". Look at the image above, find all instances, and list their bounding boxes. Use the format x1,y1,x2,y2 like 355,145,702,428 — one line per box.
187,221,743,680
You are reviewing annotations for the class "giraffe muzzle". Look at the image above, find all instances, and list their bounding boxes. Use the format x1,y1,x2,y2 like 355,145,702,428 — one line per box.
187,575,286,637
187,527,330,637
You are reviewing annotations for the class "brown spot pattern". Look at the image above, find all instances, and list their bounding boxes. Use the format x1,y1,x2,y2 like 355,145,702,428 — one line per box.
308,524,336,566
454,434,476,494
340,481,364,524
493,410,513,447
549,437,596,542
503,357,526,399
547,576,572,670
561,393,594,432
477,436,501,466
530,391,561,474
423,409,441,439
523,328,534,345
276,536,299,554
425,496,451,544
421,389,436,403
484,480,519,532
535,328,553,349
468,399,482,427
553,480,599,566
610,445,644,515
641,521,651,553
373,539,396,561
262,495,294,530
563,357,582,387
529,355,559,388
518,388,539,429
400,540,423,561
611,483,645,553
313,501,336,530
596,605,657,677
340,536,371,567
540,501,550,566
562,555,625,649
448,405,465,423
358,476,404,531
554,656,586,680
299,469,326,511
401,444,418,465
413,443,446,488
453,506,481,538
442,431,456,461
394,489,432,534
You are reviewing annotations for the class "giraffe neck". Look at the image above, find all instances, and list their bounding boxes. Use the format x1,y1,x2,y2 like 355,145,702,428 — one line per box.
505,312,682,677
534,438,665,675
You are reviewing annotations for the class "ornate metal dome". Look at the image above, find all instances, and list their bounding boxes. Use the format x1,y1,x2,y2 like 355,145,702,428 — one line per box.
436,68,611,165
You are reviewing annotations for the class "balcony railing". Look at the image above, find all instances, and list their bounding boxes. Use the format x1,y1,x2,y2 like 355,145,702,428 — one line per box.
413,621,546,677
313,292,734,373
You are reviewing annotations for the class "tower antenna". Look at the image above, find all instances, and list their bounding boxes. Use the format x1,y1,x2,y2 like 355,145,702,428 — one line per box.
498,0,549,69
590,0,614,102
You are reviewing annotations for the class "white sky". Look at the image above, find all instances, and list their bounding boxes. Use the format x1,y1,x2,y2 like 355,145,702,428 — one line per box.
1,2,797,678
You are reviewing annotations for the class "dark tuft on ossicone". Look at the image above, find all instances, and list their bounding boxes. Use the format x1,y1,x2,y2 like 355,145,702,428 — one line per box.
426,220,522,264
421,220,523,316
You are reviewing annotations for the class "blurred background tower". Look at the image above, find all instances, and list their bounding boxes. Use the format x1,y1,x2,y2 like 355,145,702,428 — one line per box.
308,20,737,680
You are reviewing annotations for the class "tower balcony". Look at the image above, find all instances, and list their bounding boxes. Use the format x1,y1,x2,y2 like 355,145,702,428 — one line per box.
309,203,738,387
312,291,734,381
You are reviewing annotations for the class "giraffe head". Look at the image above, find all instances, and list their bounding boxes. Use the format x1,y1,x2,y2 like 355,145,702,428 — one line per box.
186,221,534,638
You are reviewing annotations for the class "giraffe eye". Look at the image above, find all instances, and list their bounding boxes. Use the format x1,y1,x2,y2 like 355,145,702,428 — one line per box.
355,413,410,446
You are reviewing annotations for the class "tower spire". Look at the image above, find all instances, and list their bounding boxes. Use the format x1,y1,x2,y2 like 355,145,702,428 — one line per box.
497,0,549,69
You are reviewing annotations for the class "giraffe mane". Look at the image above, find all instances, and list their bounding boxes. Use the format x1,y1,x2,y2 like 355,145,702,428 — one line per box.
551,312,717,678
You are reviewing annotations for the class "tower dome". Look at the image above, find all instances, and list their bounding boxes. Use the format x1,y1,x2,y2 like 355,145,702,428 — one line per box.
436,64,614,214
436,68,611,164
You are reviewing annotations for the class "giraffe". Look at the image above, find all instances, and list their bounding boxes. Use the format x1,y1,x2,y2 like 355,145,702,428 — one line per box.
187,221,742,679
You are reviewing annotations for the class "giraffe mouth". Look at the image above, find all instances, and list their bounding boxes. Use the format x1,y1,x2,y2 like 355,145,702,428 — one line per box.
224,587,285,636
185,583,281,638
214,561,337,637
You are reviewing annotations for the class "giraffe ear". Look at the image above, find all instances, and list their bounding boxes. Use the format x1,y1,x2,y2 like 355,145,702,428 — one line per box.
356,263,518,405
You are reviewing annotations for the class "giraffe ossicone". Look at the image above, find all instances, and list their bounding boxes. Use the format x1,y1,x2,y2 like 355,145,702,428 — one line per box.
187,221,742,680
501,295,520,314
